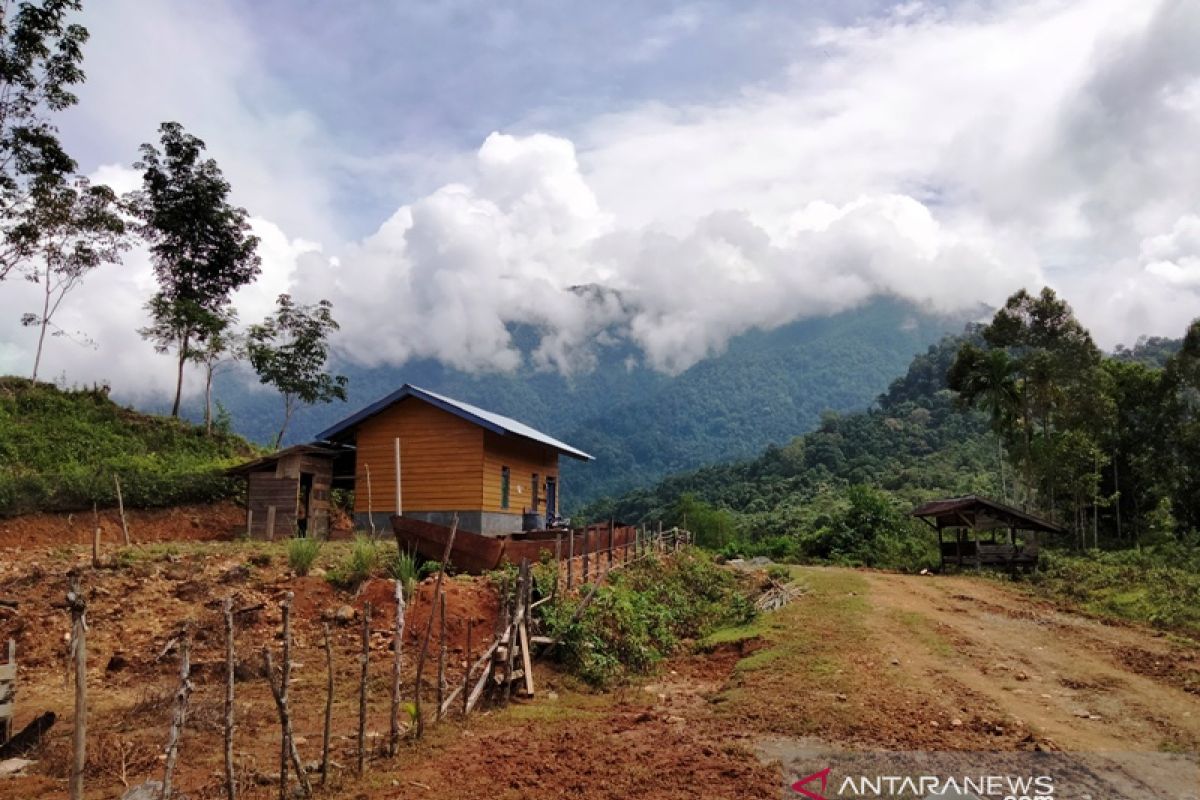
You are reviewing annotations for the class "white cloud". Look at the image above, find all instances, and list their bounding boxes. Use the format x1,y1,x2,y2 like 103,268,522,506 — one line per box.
4,0,1200,400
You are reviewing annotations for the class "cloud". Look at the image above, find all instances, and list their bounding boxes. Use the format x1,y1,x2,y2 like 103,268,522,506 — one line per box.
3,0,1200,400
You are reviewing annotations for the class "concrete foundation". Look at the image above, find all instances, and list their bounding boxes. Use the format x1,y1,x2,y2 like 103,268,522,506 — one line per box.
354,510,524,537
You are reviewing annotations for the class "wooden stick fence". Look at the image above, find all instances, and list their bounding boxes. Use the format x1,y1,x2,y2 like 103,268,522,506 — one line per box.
43,528,694,796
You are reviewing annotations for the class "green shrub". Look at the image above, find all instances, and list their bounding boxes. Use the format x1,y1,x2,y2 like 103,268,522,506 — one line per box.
540,550,755,687
287,537,322,576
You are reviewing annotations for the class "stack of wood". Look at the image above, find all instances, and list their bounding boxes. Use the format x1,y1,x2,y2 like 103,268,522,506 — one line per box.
755,580,806,612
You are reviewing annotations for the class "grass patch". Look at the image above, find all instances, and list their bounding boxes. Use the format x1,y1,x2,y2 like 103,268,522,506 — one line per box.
0,377,256,515
1012,547,1200,637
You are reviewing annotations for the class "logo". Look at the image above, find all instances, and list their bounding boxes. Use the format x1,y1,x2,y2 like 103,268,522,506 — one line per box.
791,767,831,800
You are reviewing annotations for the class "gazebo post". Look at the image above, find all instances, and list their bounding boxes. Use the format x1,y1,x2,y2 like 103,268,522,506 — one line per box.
936,523,944,570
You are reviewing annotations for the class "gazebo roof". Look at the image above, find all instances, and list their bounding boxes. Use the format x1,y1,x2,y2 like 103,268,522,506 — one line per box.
911,495,1064,534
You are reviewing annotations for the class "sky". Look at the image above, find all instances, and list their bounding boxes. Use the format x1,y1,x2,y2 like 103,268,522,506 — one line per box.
1,0,1199,400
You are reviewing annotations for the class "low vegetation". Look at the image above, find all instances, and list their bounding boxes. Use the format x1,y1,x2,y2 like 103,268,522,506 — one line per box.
1018,547,1200,636
0,378,255,516
540,550,755,687
285,536,322,576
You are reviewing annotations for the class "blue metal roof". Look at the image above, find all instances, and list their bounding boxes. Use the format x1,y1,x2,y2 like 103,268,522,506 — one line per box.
315,384,594,461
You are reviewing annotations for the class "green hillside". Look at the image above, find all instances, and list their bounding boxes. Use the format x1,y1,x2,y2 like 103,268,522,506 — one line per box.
579,330,999,566
0,377,256,516
200,298,972,506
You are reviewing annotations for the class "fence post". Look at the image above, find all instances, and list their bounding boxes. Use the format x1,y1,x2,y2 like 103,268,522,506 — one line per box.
266,506,277,541
67,577,86,800
436,592,446,722
161,625,192,800
582,530,590,584
566,531,574,590
462,621,472,717
223,598,236,800
607,521,614,574
358,602,371,776
321,624,333,787
114,475,131,546
388,580,406,756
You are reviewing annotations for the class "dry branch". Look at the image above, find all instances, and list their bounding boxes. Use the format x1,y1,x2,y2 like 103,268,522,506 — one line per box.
321,624,333,787
223,598,236,800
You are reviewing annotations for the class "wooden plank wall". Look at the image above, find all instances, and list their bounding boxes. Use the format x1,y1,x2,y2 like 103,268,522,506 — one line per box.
248,472,297,538
353,400,484,515
481,432,558,515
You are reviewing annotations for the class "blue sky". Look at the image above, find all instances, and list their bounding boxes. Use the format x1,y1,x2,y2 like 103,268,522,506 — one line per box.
3,0,1199,398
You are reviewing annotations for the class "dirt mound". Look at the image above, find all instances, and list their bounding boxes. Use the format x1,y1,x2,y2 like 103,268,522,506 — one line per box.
354,576,500,654
0,501,245,550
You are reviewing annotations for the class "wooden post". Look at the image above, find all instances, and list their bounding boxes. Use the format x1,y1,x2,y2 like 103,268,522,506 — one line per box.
321,624,333,787
394,438,402,516
554,533,562,595
114,475,130,546
505,566,522,704
266,505,277,542
91,503,101,569
413,515,458,738
278,593,293,799
365,463,377,537
246,508,253,539
582,530,590,584
67,577,86,800
0,639,13,746
388,580,406,756
657,520,663,553
263,645,311,798
161,625,192,800
358,602,370,776
462,621,472,717
607,521,614,573
223,598,236,800
436,592,446,721
566,530,575,590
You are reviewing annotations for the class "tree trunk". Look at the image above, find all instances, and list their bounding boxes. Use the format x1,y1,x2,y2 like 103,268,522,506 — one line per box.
171,333,190,418
31,263,51,383
274,396,294,450
205,362,215,435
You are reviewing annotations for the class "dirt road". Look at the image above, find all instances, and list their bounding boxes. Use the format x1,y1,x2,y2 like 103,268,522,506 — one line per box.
3,553,1198,799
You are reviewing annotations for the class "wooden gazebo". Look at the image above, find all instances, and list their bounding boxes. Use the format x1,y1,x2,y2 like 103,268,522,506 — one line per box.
911,495,1063,571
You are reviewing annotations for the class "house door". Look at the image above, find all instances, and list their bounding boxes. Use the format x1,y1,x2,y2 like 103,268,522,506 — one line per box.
297,473,313,537
545,477,557,521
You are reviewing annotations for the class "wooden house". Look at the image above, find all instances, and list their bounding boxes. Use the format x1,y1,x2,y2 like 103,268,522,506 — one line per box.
226,444,352,539
316,384,593,536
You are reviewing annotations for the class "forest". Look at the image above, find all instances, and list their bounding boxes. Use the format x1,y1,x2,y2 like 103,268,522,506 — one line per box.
582,288,1200,578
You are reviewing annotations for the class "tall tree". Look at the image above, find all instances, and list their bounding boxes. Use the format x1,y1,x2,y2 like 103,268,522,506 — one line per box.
17,176,126,381
131,121,261,417
247,294,348,448
947,344,1018,501
0,0,88,281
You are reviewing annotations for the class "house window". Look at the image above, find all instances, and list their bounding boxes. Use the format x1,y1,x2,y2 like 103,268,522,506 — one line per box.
501,466,510,510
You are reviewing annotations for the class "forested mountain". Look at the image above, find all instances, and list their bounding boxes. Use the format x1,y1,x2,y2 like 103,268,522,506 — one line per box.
197,298,974,506
582,289,1200,568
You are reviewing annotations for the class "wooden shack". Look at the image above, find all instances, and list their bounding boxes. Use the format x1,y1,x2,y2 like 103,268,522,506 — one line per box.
912,495,1063,571
226,444,351,539
316,384,593,536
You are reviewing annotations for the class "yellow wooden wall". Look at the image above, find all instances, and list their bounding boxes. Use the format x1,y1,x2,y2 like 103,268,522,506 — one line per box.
353,400,484,514
481,430,559,514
